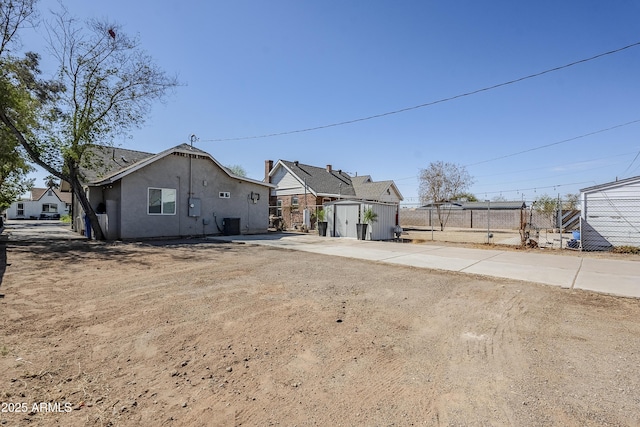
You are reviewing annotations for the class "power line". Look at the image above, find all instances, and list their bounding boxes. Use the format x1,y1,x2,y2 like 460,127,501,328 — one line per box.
473,150,636,179
390,140,639,184
620,149,640,178
201,41,640,142
465,118,640,167
473,180,595,196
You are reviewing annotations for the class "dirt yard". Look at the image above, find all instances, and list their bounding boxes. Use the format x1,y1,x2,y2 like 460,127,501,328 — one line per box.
1,233,640,426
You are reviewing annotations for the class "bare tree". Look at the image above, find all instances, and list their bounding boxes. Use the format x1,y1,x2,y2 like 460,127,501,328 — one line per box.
562,193,580,210
0,0,37,57
533,194,557,230
419,161,473,231
1,7,178,239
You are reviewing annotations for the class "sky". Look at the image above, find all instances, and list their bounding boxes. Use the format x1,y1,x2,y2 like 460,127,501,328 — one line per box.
16,0,640,205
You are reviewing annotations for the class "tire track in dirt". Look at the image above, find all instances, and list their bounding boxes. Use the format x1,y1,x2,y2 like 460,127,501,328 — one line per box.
423,286,530,426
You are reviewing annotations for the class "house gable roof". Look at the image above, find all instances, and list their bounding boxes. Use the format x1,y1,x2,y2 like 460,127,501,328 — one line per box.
272,160,355,197
580,175,640,193
80,145,156,184
29,187,72,204
351,176,404,202
269,160,404,202
89,143,273,188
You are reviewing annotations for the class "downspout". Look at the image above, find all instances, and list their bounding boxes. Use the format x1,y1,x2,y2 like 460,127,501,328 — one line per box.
177,175,181,236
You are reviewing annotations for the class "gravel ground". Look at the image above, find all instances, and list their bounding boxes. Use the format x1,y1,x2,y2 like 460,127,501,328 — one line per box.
1,223,640,426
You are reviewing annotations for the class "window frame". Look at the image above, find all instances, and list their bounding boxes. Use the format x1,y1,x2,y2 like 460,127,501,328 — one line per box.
42,203,58,213
147,187,177,215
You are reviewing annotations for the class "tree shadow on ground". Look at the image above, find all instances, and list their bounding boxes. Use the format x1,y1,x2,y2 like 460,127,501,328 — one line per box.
0,236,7,292
4,236,242,267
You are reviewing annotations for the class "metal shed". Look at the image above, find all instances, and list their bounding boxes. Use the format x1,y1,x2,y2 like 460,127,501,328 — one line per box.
324,200,398,240
580,176,640,251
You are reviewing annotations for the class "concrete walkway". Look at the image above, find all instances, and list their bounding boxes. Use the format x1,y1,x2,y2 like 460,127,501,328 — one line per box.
210,233,640,299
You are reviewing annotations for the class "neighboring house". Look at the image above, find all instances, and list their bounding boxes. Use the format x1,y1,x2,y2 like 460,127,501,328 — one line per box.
418,201,527,211
580,176,640,250
5,187,71,220
265,159,403,228
71,143,273,240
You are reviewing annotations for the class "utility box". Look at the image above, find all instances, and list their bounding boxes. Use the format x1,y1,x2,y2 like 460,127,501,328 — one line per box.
188,198,201,217
223,217,240,236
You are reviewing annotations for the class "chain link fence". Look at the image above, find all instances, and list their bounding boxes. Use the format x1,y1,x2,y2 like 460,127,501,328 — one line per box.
581,192,640,252
398,198,590,250
268,194,640,252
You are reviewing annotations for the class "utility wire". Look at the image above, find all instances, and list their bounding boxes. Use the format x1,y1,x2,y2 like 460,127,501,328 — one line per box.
466,118,640,167
620,149,640,178
201,41,640,142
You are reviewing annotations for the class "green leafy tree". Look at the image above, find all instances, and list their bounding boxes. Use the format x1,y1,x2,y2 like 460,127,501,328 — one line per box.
226,164,247,177
452,192,478,202
0,143,34,210
44,174,57,188
1,6,178,239
419,161,473,231
0,0,38,210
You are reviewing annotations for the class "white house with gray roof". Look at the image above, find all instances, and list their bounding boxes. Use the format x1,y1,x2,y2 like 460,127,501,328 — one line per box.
265,159,403,229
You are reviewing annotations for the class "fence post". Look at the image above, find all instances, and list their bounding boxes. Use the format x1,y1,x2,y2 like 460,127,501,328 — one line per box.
557,193,562,249
430,209,433,241
486,200,491,243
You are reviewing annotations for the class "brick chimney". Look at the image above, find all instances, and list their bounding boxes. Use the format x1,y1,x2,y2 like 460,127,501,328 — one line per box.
265,160,273,183
326,164,332,173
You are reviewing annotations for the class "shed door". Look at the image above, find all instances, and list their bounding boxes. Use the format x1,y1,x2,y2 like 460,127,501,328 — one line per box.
334,204,358,238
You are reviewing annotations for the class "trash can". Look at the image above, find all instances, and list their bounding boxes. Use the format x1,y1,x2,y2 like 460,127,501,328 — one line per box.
572,231,580,240
223,218,240,236
84,214,92,239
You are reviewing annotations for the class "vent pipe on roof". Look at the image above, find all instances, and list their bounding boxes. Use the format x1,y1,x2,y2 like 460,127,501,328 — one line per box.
326,164,332,173
294,160,299,166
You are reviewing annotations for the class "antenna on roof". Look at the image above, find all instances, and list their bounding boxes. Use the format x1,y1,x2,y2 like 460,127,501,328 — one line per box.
190,134,198,148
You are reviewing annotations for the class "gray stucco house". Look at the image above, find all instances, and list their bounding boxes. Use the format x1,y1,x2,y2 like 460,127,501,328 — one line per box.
73,143,273,240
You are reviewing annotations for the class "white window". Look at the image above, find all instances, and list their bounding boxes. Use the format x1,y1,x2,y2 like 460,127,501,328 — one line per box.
148,188,176,215
42,203,58,213
17,202,24,216
276,199,282,216
292,195,299,206
219,192,230,198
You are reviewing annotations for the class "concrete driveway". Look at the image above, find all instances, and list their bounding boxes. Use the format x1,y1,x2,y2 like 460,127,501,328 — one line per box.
210,233,640,299
3,221,638,299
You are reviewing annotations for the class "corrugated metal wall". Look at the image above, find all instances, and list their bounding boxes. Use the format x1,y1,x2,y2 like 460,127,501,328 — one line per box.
324,201,398,240
362,202,397,240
